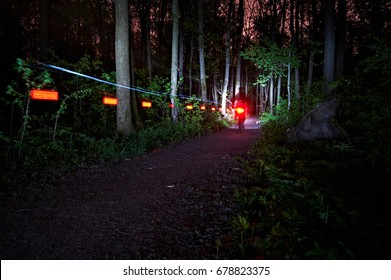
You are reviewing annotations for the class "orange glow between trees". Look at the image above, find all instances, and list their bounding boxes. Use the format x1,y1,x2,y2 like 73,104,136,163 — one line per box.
103,97,118,105
30,89,59,101
141,101,152,108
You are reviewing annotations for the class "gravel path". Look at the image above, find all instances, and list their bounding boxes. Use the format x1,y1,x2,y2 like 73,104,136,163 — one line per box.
0,117,260,259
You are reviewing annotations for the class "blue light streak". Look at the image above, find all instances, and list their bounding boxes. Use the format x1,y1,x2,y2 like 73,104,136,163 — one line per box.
38,62,217,104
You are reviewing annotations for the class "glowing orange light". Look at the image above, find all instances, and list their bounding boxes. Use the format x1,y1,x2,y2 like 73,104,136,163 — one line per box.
103,97,117,105
142,101,152,108
186,104,193,110
30,89,59,101
236,107,245,114
200,105,206,110
211,106,216,111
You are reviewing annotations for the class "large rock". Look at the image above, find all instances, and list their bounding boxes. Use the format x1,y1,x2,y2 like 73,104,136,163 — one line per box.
286,98,343,143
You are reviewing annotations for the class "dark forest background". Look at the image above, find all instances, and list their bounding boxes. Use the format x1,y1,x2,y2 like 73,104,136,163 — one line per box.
1,0,389,108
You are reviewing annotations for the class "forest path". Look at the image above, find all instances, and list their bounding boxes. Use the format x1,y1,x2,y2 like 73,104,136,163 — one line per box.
1,117,260,259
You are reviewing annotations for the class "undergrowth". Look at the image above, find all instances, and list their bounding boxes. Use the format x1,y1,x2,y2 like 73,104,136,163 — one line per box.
0,57,228,192
1,112,227,192
231,112,389,259
229,40,391,259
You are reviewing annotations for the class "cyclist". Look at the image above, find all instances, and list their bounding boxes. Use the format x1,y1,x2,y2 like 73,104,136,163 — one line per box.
233,98,247,131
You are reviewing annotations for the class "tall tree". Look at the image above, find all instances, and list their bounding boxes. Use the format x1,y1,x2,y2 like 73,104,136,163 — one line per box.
188,33,194,96
178,28,184,96
198,0,207,102
335,0,346,79
323,0,336,94
294,0,300,100
115,0,134,135
306,0,319,94
290,0,300,101
170,0,179,121
129,9,142,129
145,0,153,80
234,0,244,97
221,0,234,116
138,0,153,80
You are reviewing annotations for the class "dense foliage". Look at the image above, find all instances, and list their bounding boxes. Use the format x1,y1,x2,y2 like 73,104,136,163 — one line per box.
0,57,228,191
230,40,391,259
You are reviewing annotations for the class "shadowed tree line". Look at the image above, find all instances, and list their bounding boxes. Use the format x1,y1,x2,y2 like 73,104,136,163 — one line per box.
1,0,389,117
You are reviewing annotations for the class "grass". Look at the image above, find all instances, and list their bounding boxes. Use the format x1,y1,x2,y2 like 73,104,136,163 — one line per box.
228,108,390,259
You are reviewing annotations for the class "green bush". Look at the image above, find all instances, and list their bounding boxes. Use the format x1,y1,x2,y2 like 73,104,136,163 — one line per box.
232,130,360,259
0,57,228,191
229,40,391,260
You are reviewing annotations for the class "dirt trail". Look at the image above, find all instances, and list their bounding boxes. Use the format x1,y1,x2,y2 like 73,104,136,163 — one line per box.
0,117,260,259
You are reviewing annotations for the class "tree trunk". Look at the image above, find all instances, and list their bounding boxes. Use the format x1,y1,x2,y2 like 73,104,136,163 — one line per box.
188,33,194,96
306,0,319,94
295,67,300,101
138,0,152,80
234,0,244,97
156,0,168,56
221,0,233,116
280,0,287,45
289,0,295,46
306,38,315,95
130,20,142,130
170,0,179,121
271,0,277,42
323,0,336,94
115,0,133,135
213,73,218,106
234,51,242,98
290,0,300,101
198,0,207,102
269,75,274,114
295,0,300,48
179,27,184,96
306,47,314,94
146,0,153,80
335,0,346,79
277,74,282,105
230,65,235,101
